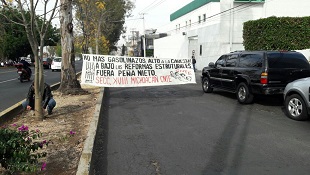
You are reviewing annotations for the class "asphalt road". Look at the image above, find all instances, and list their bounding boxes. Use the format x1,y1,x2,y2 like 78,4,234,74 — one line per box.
91,72,310,175
0,60,83,112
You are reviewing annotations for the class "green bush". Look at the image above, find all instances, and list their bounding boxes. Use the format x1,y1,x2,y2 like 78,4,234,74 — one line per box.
243,16,310,50
0,124,50,174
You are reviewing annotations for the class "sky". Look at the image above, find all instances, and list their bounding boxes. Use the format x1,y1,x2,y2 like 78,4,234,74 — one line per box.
120,0,193,45
36,0,194,46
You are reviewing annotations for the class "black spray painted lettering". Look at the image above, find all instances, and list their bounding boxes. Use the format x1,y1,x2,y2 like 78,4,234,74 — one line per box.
118,70,136,76
137,70,156,76
94,63,114,69
83,55,90,61
96,70,115,76
148,59,160,63
124,64,152,69
84,62,95,83
155,63,192,69
126,57,146,63
92,55,105,62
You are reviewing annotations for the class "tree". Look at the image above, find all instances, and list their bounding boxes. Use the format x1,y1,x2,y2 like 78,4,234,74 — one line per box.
0,8,60,61
58,0,84,94
0,0,59,119
75,0,134,54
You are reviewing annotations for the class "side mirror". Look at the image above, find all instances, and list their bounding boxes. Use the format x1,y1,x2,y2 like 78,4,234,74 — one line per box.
208,62,215,68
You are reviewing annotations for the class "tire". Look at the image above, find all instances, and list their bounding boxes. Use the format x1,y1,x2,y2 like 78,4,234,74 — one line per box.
202,77,213,93
20,74,24,83
236,82,253,104
285,94,309,121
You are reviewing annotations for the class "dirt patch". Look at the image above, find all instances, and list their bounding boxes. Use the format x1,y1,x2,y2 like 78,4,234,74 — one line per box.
0,84,100,175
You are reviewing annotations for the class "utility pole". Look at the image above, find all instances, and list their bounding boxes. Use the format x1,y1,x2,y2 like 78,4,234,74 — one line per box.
139,13,147,57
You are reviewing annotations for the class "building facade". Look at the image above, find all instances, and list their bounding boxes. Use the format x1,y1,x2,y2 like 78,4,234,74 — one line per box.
154,0,310,70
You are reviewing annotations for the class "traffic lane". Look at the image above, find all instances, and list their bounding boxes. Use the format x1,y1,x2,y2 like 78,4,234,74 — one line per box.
91,83,310,175
0,67,21,82
0,61,82,111
0,68,59,112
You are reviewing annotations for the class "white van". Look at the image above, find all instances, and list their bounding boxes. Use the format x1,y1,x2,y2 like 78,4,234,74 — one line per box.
51,57,62,71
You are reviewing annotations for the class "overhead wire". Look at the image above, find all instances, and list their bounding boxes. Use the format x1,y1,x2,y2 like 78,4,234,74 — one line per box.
139,0,162,14
163,1,268,34
126,0,167,37
141,0,167,13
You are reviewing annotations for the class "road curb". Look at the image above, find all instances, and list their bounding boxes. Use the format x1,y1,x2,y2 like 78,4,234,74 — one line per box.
76,87,104,175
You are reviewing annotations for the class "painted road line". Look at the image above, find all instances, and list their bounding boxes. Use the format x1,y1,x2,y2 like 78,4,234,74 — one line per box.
0,78,18,84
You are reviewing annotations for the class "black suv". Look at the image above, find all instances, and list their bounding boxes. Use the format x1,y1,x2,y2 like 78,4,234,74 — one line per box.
201,50,310,104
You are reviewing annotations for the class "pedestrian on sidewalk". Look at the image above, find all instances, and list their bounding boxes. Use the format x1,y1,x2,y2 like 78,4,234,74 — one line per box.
192,55,196,72
22,82,56,115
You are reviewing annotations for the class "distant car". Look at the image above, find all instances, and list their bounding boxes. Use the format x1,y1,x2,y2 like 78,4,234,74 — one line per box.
51,57,62,72
43,57,52,69
284,77,310,121
75,57,81,61
25,58,32,64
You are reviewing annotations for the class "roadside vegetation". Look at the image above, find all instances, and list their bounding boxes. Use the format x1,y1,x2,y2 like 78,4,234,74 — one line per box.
0,0,133,174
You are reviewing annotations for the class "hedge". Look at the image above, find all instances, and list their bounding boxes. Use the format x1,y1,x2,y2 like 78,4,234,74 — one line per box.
243,16,310,50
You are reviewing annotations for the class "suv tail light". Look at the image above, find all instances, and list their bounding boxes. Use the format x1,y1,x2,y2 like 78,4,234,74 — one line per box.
260,72,268,84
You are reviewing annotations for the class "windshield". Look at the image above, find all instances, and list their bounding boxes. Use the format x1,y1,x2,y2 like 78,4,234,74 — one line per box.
53,58,61,62
43,58,50,62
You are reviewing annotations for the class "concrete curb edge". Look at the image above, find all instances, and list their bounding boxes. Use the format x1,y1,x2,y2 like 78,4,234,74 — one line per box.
76,87,104,175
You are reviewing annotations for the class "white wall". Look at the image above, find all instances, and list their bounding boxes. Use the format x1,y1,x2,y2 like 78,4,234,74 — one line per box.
264,0,310,17
154,34,188,59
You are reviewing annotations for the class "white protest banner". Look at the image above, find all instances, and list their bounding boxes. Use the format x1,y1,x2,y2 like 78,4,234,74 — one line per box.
81,54,196,87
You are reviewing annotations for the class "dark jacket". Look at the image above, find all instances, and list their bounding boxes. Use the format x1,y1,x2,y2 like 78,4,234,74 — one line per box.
192,56,196,64
20,60,31,69
26,83,53,109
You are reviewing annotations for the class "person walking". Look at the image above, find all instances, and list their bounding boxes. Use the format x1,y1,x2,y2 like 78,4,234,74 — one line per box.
22,82,56,115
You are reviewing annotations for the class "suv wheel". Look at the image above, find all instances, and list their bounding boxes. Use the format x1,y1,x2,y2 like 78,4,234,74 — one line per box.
236,82,253,104
285,94,308,121
202,77,213,93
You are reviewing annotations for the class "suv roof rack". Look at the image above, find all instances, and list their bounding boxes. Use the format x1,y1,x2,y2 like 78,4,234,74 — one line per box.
230,50,245,53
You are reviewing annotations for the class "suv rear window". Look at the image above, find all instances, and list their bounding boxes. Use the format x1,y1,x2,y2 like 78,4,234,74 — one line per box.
268,52,309,68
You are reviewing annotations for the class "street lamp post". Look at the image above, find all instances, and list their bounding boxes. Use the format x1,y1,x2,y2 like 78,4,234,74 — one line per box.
140,13,146,57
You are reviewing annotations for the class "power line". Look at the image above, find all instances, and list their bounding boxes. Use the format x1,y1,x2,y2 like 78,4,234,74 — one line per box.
139,0,161,13
163,1,265,34
143,0,167,13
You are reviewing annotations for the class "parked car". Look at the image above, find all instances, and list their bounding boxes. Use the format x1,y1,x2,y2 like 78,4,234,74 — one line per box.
201,50,310,104
43,57,52,69
283,78,310,121
51,57,62,72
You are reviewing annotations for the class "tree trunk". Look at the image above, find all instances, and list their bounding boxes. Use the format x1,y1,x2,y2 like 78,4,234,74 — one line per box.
59,0,84,95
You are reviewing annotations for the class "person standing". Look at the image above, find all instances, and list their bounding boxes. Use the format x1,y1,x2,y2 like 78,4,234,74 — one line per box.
22,82,56,115
192,55,196,72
